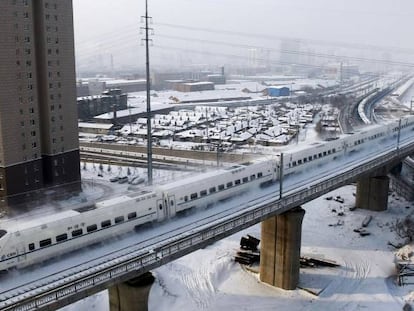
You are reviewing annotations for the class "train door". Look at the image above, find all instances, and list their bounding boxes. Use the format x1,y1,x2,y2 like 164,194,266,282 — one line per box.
167,194,176,218
156,198,167,222
16,242,26,263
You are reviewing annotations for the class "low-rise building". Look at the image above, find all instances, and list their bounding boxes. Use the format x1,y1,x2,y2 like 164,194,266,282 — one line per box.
77,89,127,121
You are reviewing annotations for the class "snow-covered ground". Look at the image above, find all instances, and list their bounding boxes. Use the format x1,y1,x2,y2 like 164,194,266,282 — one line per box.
60,184,414,311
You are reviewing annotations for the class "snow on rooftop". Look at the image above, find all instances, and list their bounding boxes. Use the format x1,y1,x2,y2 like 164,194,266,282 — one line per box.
78,122,113,129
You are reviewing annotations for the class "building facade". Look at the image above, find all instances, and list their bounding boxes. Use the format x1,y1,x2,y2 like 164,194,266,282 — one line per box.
77,89,127,121
0,0,80,202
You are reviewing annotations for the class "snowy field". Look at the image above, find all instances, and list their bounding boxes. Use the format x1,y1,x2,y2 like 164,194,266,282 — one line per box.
60,184,414,311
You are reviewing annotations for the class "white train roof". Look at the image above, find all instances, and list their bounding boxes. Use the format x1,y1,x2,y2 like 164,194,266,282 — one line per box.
157,165,247,191
0,210,80,233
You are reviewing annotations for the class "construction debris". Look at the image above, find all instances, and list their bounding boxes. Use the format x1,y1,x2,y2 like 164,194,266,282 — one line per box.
234,236,340,269
334,196,345,203
240,235,260,251
234,251,260,265
300,256,340,268
362,215,373,227
353,228,371,236
328,220,344,227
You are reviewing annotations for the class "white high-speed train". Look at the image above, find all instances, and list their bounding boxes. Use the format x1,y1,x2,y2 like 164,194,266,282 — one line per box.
0,116,413,271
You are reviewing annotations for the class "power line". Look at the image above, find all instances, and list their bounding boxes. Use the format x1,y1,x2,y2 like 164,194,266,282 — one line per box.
156,22,414,56
156,34,414,68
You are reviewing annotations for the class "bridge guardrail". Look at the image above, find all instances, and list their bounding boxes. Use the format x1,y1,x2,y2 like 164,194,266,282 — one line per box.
2,141,414,311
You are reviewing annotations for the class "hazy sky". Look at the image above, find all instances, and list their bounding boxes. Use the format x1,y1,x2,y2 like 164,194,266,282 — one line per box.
72,0,414,72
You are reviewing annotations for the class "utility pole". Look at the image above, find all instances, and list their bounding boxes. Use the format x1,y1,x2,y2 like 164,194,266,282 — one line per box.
279,153,284,199
141,0,153,185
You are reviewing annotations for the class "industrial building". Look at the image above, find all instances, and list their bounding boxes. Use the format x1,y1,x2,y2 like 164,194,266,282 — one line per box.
267,87,290,97
0,0,80,203
77,89,127,121
76,79,146,96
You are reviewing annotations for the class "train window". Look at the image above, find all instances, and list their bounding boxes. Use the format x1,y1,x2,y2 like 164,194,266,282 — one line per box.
56,233,67,242
101,220,111,228
323,152,327,156
250,175,256,180
184,195,188,202
115,216,124,224
318,153,322,158
128,212,137,220
226,181,233,188
200,190,207,197
0,230,6,239
292,161,297,167
218,184,225,191
298,160,302,165
170,200,174,206
242,177,248,183
28,243,35,251
209,187,216,193
308,156,312,161
40,238,52,247
190,193,198,200
159,204,163,210
87,224,97,233
258,172,263,178
72,229,83,237
235,179,241,185
313,155,317,160
303,158,307,163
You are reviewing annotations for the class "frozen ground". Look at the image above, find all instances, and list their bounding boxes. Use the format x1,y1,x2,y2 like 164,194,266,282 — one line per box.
60,184,414,311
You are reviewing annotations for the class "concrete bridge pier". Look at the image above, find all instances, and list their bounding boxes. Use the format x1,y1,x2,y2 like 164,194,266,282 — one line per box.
259,207,305,290
356,173,389,212
109,272,154,311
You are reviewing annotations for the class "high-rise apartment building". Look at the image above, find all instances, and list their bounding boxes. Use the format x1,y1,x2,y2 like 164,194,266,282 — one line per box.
0,0,80,203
